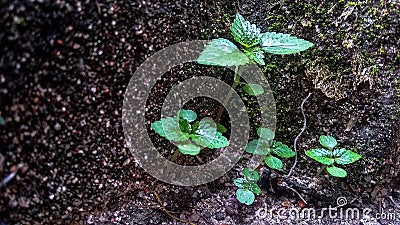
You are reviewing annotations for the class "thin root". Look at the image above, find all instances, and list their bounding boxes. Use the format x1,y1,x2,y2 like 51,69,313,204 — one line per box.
153,191,196,225
387,195,400,210
280,182,308,205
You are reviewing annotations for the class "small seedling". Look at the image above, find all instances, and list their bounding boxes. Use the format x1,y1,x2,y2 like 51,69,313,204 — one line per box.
151,109,229,156
245,128,295,170
233,168,261,205
305,135,362,177
197,14,313,96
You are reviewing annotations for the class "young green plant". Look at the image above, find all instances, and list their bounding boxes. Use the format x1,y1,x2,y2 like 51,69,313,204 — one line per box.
233,168,261,205
305,135,362,177
245,128,296,170
197,13,314,105
233,128,295,205
151,109,229,156
198,14,313,205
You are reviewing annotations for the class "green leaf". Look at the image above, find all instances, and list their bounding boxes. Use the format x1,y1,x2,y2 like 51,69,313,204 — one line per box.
272,142,295,158
327,166,347,178
233,178,248,188
178,143,201,156
243,46,265,65
191,119,217,147
243,168,260,181
264,155,283,170
197,38,249,66
307,148,332,157
245,140,270,155
332,148,346,157
207,132,229,149
178,109,197,122
247,182,261,195
151,117,190,142
257,128,275,141
216,123,227,133
236,189,256,205
243,84,265,96
335,150,362,165
179,117,191,134
151,120,167,138
231,14,261,48
192,121,200,133
319,135,338,150
245,140,258,154
305,149,335,165
260,32,313,54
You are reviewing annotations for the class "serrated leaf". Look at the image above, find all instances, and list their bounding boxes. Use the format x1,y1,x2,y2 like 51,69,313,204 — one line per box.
178,143,201,156
236,189,256,205
307,148,332,157
231,14,261,48
216,123,227,133
151,117,190,142
272,142,295,158
179,117,191,134
243,168,260,181
243,46,265,65
207,132,229,149
197,38,249,66
319,135,337,150
264,155,283,170
243,84,265,96
191,118,217,147
247,182,261,195
178,109,197,122
335,150,362,165
245,140,258,154
257,128,275,141
332,148,347,157
245,140,270,155
233,178,248,188
305,149,335,165
192,121,200,133
151,120,167,138
327,166,347,178
260,32,313,54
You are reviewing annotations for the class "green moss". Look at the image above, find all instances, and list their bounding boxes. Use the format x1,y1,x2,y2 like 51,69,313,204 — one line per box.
267,15,287,31
262,63,278,73
346,1,359,7
395,78,400,102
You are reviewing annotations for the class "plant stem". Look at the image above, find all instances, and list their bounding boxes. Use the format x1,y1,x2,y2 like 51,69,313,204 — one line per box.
317,165,327,176
168,149,180,162
286,93,312,178
255,162,264,173
215,66,244,122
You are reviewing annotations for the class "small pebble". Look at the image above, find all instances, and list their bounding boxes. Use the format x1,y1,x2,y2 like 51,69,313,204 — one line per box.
215,212,225,221
202,211,211,218
54,123,61,131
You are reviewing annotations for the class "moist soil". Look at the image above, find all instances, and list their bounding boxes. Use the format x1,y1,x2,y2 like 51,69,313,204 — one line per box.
0,0,399,224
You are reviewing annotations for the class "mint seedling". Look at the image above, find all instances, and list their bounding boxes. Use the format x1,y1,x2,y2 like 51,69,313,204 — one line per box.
306,135,362,177
233,168,261,205
198,14,313,96
245,128,295,170
151,109,229,156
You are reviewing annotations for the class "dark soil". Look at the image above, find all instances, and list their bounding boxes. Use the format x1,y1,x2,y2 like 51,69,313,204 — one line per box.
1,0,399,225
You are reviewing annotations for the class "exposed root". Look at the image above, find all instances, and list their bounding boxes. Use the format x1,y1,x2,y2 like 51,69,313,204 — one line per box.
279,181,308,205
286,93,312,178
153,191,196,225
387,195,400,211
